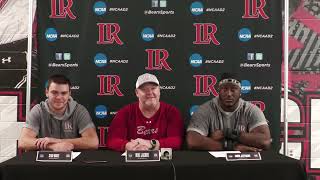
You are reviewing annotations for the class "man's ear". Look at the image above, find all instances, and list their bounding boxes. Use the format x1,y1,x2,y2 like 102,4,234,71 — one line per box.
45,89,49,97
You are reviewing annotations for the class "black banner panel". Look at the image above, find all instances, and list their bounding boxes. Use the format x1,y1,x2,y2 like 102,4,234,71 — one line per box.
37,0,282,149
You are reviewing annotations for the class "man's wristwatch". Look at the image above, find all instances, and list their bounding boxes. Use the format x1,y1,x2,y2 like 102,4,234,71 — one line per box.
150,139,157,150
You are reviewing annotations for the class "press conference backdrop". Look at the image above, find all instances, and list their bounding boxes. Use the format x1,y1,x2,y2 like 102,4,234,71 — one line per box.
37,0,282,149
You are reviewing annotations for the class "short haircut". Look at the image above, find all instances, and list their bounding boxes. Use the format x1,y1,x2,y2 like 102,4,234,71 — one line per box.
47,74,71,90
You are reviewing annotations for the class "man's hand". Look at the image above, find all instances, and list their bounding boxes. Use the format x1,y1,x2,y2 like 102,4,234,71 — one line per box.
234,143,262,152
49,142,74,151
135,138,153,149
125,138,153,151
35,137,61,150
210,130,224,141
125,140,139,151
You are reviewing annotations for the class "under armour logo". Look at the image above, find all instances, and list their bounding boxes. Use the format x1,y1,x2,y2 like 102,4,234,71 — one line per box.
2,57,11,64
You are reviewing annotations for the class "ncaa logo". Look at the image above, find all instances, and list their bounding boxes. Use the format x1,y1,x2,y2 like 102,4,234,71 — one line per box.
189,105,199,116
95,105,108,119
190,1,204,16
189,53,203,67
238,28,251,42
45,28,58,42
93,1,107,15
94,53,108,67
241,80,251,94
141,27,155,42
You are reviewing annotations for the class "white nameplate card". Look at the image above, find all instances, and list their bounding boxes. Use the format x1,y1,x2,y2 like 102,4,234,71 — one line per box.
36,151,72,162
226,152,261,161
125,150,160,162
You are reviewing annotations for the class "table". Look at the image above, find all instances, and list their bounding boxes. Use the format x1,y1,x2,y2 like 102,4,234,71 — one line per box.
0,150,306,180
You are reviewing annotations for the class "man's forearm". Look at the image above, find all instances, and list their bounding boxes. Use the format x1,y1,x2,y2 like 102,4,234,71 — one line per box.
187,131,223,151
18,137,38,151
62,136,99,150
238,132,271,150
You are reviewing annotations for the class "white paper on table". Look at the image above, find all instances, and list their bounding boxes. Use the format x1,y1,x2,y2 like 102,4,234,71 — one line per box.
72,152,81,159
121,151,127,156
209,151,241,158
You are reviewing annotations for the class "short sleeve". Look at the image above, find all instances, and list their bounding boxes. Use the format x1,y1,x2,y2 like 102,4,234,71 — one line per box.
248,104,268,131
24,104,41,135
76,105,96,134
187,104,211,136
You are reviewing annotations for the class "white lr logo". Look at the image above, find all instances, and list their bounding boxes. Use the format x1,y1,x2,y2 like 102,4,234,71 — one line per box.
64,121,73,131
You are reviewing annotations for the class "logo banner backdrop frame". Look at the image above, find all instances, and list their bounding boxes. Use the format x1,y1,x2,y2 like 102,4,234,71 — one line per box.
37,0,282,149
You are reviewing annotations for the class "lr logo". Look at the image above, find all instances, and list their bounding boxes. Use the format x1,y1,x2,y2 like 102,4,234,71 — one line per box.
49,0,76,19
145,49,172,71
97,23,124,45
242,0,269,19
193,23,220,45
97,75,124,96
193,75,218,96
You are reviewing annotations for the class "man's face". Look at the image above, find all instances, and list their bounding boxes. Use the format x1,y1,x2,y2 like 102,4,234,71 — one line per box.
218,83,241,110
136,83,160,109
45,82,70,113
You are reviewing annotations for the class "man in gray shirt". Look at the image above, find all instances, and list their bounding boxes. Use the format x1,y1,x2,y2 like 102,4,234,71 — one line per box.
187,73,271,151
19,74,99,151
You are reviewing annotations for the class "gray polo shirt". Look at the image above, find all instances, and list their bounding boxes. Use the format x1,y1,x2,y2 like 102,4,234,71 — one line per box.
187,97,268,136
24,98,95,139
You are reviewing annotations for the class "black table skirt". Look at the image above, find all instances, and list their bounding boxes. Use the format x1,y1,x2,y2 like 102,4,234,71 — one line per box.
0,150,306,180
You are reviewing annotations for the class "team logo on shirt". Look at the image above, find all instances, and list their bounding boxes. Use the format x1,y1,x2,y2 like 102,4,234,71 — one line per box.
137,126,158,135
64,121,73,132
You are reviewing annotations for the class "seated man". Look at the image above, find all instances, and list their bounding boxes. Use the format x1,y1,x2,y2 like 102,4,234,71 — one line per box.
107,73,183,152
18,74,99,151
186,73,271,151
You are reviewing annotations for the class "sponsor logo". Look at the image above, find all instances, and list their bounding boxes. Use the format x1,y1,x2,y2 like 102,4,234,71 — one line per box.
55,52,71,61
241,80,251,94
95,105,108,119
190,1,204,16
240,52,270,68
93,1,107,15
189,53,224,67
253,86,273,90
94,53,108,67
45,28,80,42
141,27,155,42
190,1,225,16
1,56,11,64
48,63,78,68
189,53,203,67
145,0,174,15
189,105,199,116
238,28,274,42
238,28,251,42
152,0,167,7
141,27,176,42
45,28,58,42
49,52,78,68
160,86,176,90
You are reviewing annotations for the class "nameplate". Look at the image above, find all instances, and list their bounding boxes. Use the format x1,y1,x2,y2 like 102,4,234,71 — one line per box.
125,150,160,162
36,151,72,162
226,152,261,161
